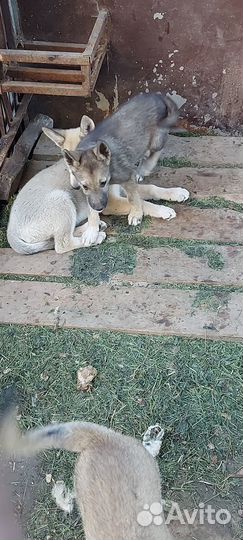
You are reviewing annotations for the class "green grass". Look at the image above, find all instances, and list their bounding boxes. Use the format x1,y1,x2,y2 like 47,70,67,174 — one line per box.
0,227,8,248
0,200,13,248
0,198,15,228
0,326,243,539
158,156,195,168
189,197,243,213
183,244,225,269
172,131,202,137
193,289,230,311
72,241,137,285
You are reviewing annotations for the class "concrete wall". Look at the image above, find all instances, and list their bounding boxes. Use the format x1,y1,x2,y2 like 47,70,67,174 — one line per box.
12,0,243,129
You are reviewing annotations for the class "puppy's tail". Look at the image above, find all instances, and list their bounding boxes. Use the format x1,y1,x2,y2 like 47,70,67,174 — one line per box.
0,411,110,457
159,95,179,128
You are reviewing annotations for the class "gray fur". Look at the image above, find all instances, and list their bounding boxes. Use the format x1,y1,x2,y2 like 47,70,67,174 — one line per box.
75,93,178,183
63,93,178,218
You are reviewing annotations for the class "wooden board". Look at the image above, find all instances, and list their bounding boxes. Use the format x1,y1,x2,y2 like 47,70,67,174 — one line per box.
21,159,243,204
0,280,242,340
0,114,53,200
0,49,90,65
143,207,243,244
113,246,243,287
83,10,109,63
0,95,31,168
1,81,87,96
0,249,71,277
163,136,243,167
1,245,243,287
22,41,87,52
33,133,62,161
7,66,85,83
33,134,243,166
150,167,243,203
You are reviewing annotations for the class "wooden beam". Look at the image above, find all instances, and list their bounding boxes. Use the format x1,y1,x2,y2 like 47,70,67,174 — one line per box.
7,66,85,83
0,113,53,201
90,39,108,91
0,102,5,136
0,95,31,169
0,0,17,48
1,80,86,96
22,40,87,52
0,49,90,65
83,10,109,63
1,93,13,123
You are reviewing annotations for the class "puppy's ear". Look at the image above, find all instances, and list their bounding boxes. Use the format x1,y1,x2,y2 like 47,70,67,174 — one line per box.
80,115,95,136
93,140,111,163
63,149,80,168
42,127,66,149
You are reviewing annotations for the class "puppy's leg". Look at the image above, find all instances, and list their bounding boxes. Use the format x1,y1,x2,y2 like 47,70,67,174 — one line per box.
143,201,176,220
138,184,190,202
138,149,162,177
124,180,143,226
54,205,105,253
103,192,176,220
80,207,103,247
102,189,131,216
55,230,106,254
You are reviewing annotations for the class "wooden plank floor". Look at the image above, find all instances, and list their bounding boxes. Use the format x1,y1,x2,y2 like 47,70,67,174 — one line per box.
1,134,243,340
1,245,243,286
1,280,242,341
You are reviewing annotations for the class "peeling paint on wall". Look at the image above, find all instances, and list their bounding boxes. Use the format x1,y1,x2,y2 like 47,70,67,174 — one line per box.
95,90,110,116
152,62,167,85
145,80,150,93
153,12,165,20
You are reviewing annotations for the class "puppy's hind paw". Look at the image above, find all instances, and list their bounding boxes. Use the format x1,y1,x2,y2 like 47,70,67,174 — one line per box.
158,206,176,220
168,187,190,202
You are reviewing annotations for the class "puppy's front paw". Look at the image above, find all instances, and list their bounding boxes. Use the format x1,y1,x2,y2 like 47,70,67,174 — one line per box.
168,187,190,202
81,227,100,247
143,424,165,458
128,208,143,226
95,231,106,245
158,206,176,220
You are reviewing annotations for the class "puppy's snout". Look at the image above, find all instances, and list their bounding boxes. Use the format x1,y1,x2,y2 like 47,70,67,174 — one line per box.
88,192,108,212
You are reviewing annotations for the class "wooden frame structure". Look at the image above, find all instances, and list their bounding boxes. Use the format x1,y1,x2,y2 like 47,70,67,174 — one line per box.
0,9,110,97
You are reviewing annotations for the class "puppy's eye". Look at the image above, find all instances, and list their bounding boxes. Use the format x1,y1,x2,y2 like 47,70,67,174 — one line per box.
100,180,106,187
82,184,88,191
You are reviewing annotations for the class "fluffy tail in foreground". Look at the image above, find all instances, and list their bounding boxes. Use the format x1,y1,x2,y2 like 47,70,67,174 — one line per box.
0,411,110,457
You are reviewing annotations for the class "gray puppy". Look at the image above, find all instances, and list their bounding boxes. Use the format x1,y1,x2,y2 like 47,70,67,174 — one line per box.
63,93,179,225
